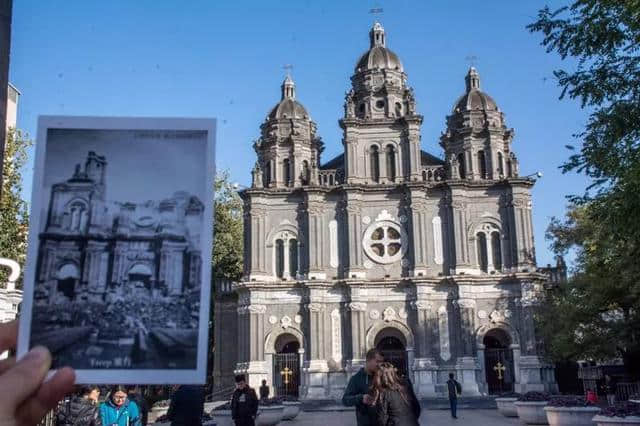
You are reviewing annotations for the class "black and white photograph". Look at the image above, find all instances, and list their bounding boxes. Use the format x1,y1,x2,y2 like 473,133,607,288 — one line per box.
18,116,215,384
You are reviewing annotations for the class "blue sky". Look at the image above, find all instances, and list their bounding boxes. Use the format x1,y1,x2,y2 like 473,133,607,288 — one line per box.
10,0,589,268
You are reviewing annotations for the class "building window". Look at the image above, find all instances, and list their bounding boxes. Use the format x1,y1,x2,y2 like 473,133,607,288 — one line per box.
289,239,298,277
275,239,284,278
478,150,487,179
476,232,488,272
375,99,385,109
363,219,406,264
264,161,271,187
491,231,502,271
497,152,504,177
283,158,290,186
370,146,380,183
395,102,402,116
457,153,466,179
386,145,396,182
301,160,310,185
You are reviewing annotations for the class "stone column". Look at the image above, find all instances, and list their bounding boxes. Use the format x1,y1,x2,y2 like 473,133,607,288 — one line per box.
409,193,429,276
476,343,487,395
305,302,328,398
348,302,367,364
246,304,267,389
345,193,365,278
248,203,267,278
410,300,437,397
509,196,535,270
455,298,480,395
306,193,326,280
450,199,471,273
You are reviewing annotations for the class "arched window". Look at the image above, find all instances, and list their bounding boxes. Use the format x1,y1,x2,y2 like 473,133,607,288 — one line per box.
507,159,513,178
457,153,466,179
68,201,88,231
283,158,290,186
497,152,504,177
370,146,380,183
422,170,427,181
386,145,396,182
491,232,502,271
478,150,487,179
289,239,298,277
395,102,402,117
275,239,284,278
264,161,271,187
476,233,488,272
301,160,310,185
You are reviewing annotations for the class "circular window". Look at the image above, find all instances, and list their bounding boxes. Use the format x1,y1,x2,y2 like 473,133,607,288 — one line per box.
375,100,385,109
363,220,407,264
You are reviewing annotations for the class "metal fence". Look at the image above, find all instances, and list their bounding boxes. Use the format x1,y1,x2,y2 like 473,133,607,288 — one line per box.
617,382,640,401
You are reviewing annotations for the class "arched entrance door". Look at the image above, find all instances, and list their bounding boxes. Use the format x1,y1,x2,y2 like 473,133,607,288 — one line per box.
273,334,300,397
128,263,153,296
57,264,79,301
375,328,408,378
484,329,515,394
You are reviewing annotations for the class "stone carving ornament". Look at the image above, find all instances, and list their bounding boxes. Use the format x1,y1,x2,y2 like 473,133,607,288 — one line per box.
383,306,397,322
489,310,504,324
369,309,380,320
398,307,408,319
281,316,292,329
307,303,323,312
477,310,488,319
348,302,367,312
411,301,432,311
268,315,278,325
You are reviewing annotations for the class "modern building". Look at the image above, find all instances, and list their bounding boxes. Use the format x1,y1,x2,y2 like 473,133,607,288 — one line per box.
213,22,556,398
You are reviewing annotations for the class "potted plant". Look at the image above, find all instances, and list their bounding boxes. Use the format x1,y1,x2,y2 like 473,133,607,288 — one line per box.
211,401,234,426
281,395,301,421
149,399,170,423
544,396,600,426
495,392,522,418
514,392,551,425
593,402,640,426
256,397,284,426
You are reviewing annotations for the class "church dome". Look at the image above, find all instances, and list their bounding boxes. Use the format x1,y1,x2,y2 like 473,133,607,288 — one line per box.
452,67,498,112
354,22,404,73
267,75,310,120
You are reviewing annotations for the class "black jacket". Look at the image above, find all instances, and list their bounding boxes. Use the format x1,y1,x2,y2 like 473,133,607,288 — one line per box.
342,368,377,426
56,396,99,426
375,381,421,426
231,387,258,422
167,385,205,426
447,379,461,399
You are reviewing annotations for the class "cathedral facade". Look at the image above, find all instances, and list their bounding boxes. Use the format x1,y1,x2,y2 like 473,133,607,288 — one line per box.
213,22,556,399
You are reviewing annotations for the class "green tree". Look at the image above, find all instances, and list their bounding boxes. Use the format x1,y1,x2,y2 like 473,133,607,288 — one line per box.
528,1,640,376
211,170,243,281
0,128,32,288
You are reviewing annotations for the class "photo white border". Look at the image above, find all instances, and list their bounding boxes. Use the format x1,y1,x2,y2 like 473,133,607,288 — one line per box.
17,115,216,384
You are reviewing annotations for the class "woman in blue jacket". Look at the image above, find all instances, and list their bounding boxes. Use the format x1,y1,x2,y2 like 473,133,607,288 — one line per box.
100,385,141,426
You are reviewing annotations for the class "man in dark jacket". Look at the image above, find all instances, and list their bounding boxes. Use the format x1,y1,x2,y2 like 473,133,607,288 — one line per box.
55,385,100,426
447,373,462,419
342,348,384,426
127,386,149,426
167,385,205,426
231,375,258,426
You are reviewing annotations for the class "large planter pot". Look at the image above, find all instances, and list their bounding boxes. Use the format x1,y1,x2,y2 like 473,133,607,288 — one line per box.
211,409,234,426
496,398,519,418
515,401,550,425
281,401,301,420
592,415,640,426
544,406,600,426
148,406,169,423
256,405,284,426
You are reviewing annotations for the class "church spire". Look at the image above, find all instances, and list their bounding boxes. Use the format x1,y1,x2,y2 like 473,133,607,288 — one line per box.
465,67,481,92
369,21,386,48
281,75,295,100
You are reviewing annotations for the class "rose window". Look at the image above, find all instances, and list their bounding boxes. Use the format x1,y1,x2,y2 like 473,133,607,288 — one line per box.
363,220,406,264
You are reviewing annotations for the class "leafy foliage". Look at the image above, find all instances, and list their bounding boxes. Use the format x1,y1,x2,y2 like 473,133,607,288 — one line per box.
211,170,243,281
548,396,594,407
0,128,32,288
529,1,640,376
600,401,640,418
518,391,550,402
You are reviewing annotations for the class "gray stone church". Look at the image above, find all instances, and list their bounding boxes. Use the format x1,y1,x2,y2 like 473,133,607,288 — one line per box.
213,22,556,399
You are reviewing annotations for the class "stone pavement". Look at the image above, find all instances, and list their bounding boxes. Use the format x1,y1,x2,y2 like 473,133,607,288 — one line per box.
289,408,519,425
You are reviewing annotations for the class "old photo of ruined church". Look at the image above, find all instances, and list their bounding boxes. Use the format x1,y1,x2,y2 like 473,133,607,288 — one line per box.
213,22,559,399
29,128,207,371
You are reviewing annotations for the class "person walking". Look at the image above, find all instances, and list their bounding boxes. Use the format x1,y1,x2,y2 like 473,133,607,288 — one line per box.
603,375,616,406
231,375,259,426
259,380,270,400
56,385,100,426
167,385,205,426
342,348,384,426
99,385,141,426
371,362,421,426
446,373,462,419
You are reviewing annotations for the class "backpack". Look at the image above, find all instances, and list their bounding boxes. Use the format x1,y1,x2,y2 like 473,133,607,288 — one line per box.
455,381,462,394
